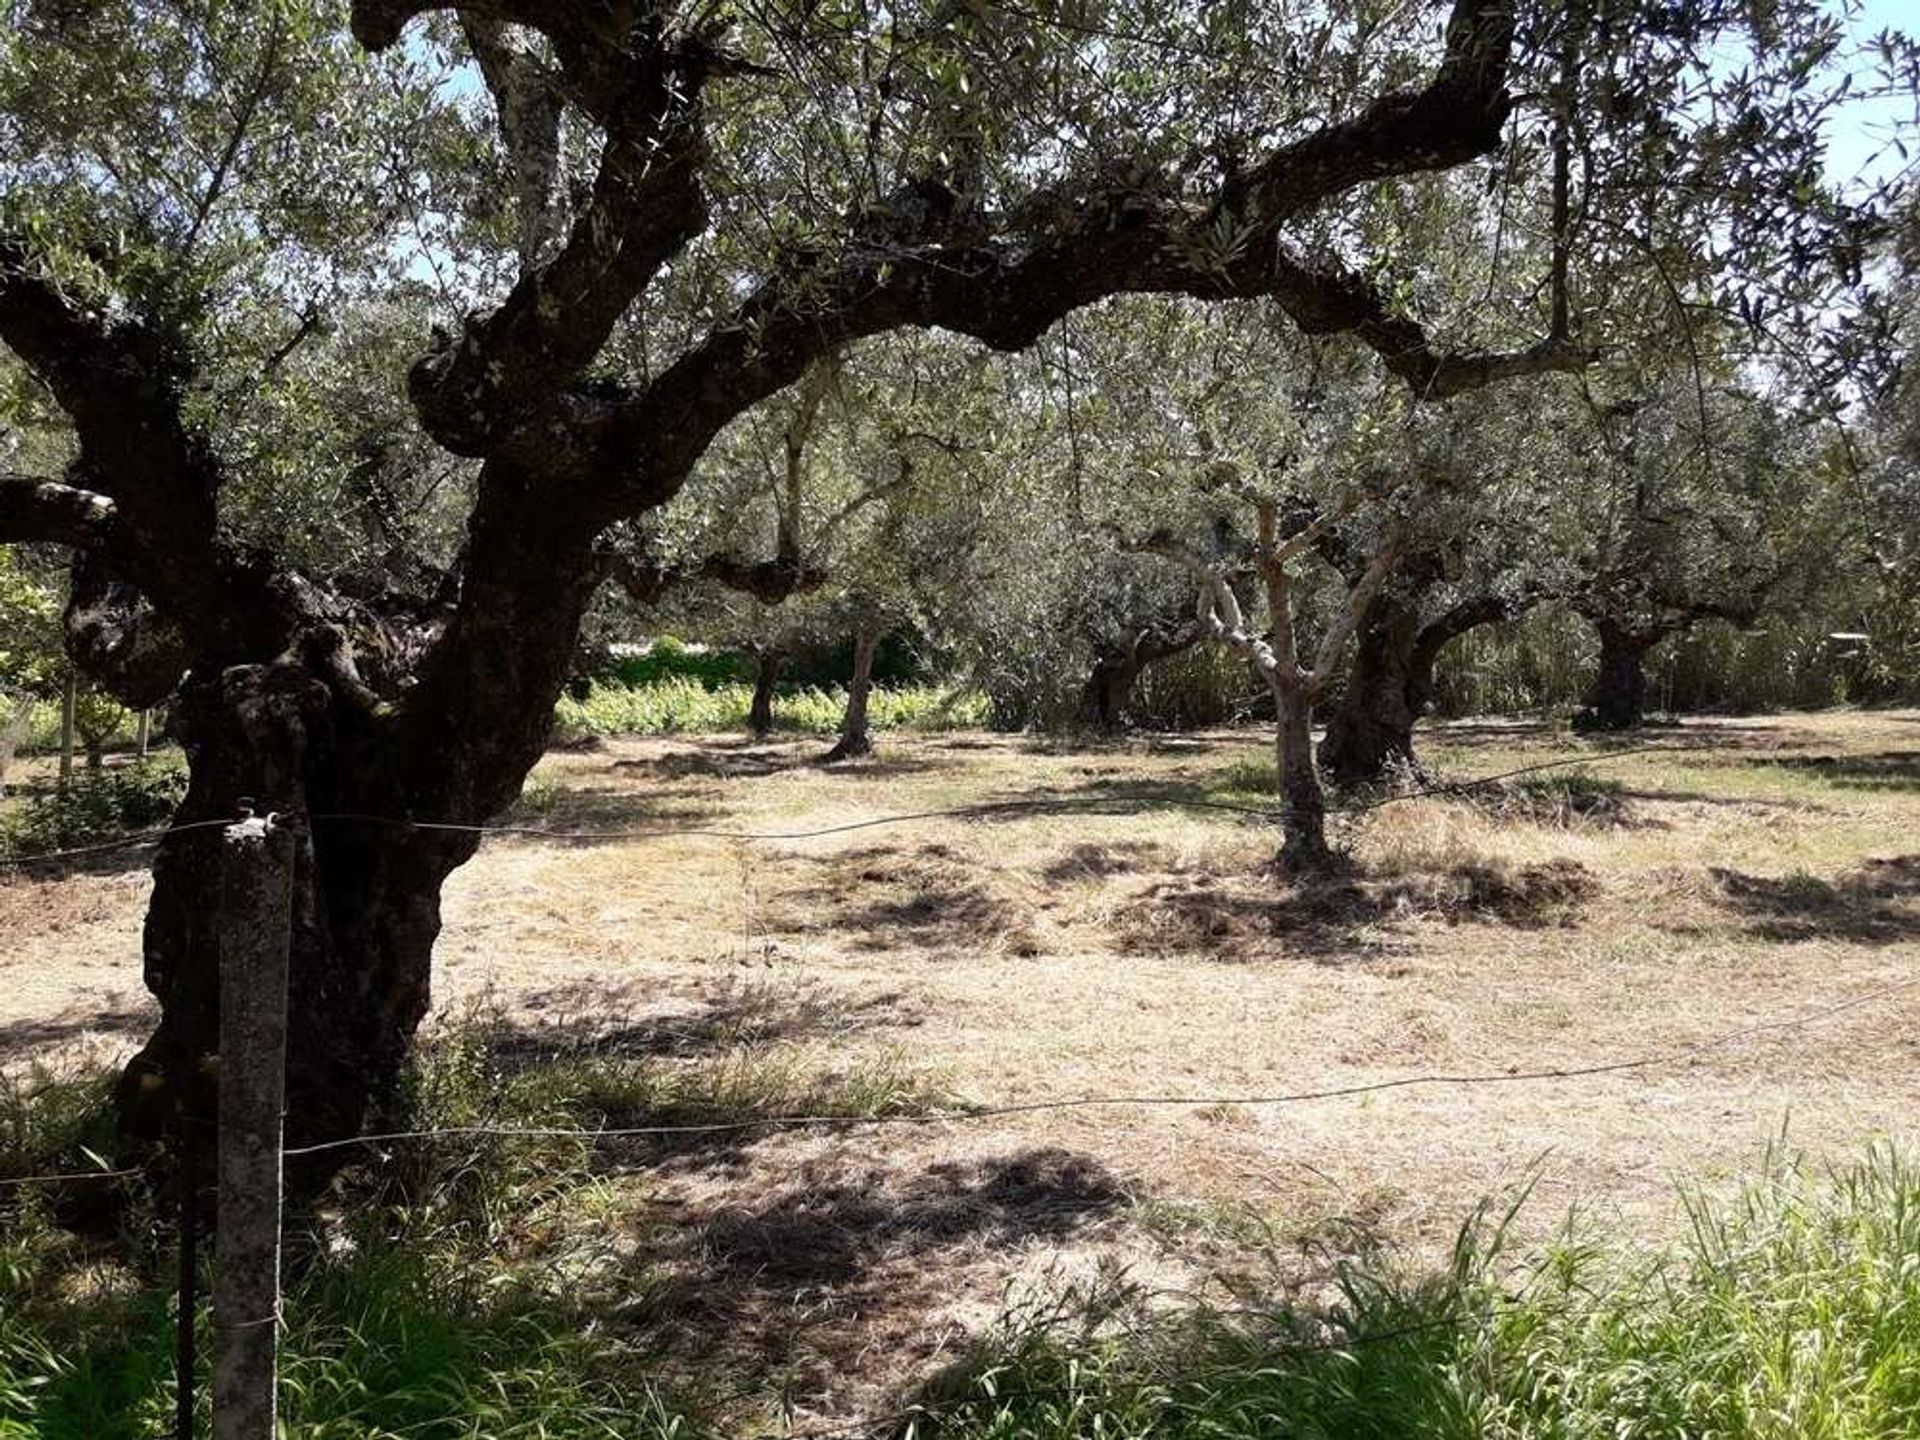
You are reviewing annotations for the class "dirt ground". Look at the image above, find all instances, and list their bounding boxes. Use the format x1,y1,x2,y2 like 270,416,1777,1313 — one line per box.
4,710,1917,1423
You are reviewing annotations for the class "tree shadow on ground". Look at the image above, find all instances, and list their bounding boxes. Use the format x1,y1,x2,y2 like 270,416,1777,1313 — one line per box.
1704,856,1920,945
1115,860,1598,960
0,1002,152,1063
486,975,921,1071
611,740,948,783
1739,750,1920,795
768,842,1044,955
975,771,1278,824
1425,719,1830,753
501,777,726,835
617,1146,1127,1406
0,840,161,880
1040,840,1177,884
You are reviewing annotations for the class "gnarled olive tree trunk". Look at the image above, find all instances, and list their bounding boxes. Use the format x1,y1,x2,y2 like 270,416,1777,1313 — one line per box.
748,649,783,739
1322,589,1533,784
119,664,474,1163
1078,618,1207,732
106,484,606,1182
1584,618,1660,730
1320,592,1423,785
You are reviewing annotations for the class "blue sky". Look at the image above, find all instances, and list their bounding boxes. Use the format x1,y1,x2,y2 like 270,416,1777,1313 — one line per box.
1824,0,1918,190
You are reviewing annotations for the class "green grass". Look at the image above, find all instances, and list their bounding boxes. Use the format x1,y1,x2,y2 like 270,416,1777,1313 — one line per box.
902,1146,1920,1439
0,1207,706,1440
553,678,989,740
0,1006,953,1439
5,1023,1912,1440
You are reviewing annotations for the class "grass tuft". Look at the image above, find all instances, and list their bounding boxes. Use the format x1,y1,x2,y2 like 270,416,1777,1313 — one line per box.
902,1145,1920,1439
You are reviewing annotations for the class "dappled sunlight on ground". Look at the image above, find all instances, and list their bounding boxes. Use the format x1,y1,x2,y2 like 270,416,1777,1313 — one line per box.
3,710,1917,1423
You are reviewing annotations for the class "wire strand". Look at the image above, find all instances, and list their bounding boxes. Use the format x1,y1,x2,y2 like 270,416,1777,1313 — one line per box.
0,744,1685,868
280,975,1912,1158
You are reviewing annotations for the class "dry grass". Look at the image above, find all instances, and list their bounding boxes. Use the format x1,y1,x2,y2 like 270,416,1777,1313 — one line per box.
3,710,1917,1426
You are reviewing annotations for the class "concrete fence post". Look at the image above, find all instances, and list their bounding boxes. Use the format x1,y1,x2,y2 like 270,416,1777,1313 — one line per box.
213,803,298,1440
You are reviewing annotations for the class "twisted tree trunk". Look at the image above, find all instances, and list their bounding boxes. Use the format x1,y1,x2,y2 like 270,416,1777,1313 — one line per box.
107,484,606,1189
1586,618,1659,730
825,624,880,762
118,663,474,1175
1320,592,1422,784
1078,618,1207,732
1322,590,1532,784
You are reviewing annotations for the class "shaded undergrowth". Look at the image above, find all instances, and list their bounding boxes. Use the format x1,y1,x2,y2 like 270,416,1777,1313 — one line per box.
3,1014,1916,1437
0,992,956,1439
905,1145,1920,1440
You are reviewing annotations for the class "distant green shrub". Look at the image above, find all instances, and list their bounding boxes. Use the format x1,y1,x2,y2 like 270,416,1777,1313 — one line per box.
553,679,987,740
596,635,750,690
0,760,187,859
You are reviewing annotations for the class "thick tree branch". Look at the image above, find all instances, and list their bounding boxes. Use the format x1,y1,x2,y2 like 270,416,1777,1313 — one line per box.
401,8,712,458
607,550,825,606
586,0,1584,519
460,14,567,267
0,475,118,547
0,243,300,659
1413,587,1535,662
1309,528,1405,685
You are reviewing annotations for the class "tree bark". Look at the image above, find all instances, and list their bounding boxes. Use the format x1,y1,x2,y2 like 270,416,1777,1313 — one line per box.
748,650,783,739
825,625,880,762
1585,619,1658,730
113,664,480,1187
1320,592,1422,785
1275,684,1334,872
1078,619,1208,732
1321,589,1532,784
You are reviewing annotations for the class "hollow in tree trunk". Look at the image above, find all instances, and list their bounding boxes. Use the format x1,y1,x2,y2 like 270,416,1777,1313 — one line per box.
825,625,879,762
748,650,783,739
1586,620,1659,730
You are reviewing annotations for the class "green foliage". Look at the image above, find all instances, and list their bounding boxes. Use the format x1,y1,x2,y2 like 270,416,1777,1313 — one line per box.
0,759,186,858
0,1061,117,1185
70,689,126,760
596,637,751,690
912,1147,1920,1440
0,1006,953,1439
0,551,60,698
554,679,987,740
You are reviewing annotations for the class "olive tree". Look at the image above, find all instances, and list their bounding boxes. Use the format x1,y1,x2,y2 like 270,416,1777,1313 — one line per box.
0,0,1894,1169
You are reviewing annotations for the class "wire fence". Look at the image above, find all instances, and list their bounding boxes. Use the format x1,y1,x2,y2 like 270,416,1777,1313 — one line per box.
0,743,1679,869
1,738,1909,1439
3,971,1910,1190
